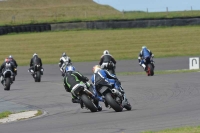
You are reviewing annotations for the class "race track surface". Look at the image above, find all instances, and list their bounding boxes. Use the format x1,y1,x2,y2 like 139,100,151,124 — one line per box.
0,57,200,133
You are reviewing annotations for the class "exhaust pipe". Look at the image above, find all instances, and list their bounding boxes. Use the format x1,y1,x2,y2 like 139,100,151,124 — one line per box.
84,88,95,98
112,89,122,97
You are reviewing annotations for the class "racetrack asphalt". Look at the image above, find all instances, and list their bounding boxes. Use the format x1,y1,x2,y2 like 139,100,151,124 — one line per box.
0,56,200,133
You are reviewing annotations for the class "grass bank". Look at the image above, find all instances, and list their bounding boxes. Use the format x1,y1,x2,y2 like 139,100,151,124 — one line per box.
1,26,200,65
117,69,200,76
142,126,200,133
0,0,200,26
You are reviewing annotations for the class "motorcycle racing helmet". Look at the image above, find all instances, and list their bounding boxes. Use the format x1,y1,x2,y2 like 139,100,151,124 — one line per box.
33,53,37,57
62,52,67,57
103,50,109,55
8,55,13,59
66,66,75,72
142,46,147,49
92,65,101,73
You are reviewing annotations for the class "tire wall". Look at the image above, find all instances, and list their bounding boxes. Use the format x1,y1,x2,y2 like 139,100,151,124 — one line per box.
51,17,200,31
0,24,51,35
1,18,200,35
51,22,87,31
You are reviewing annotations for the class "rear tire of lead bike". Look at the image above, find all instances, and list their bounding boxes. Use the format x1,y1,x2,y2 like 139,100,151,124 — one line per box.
147,64,154,76
80,94,98,112
105,92,123,112
4,78,11,91
36,71,41,82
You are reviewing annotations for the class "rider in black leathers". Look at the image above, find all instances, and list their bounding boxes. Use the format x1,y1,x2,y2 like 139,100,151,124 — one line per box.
0,58,15,85
99,50,116,74
8,55,18,75
28,53,44,75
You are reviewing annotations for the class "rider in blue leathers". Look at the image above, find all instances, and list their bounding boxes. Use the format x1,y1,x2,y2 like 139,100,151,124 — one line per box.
91,65,127,107
138,46,154,71
91,65,123,92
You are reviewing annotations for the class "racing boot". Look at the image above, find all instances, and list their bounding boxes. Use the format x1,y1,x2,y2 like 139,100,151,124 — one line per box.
142,64,147,71
97,104,102,111
94,97,103,111
71,94,80,103
0,76,4,85
101,96,109,108
40,68,44,75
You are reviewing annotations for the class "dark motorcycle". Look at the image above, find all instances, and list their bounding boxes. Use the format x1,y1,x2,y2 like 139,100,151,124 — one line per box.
103,61,116,75
143,57,155,76
2,70,14,91
71,83,99,112
33,64,42,82
96,79,131,112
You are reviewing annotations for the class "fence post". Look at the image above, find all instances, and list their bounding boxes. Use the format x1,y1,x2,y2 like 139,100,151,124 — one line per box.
147,8,148,13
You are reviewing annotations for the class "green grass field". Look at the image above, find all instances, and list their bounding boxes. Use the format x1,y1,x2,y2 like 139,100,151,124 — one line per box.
142,126,200,133
0,0,200,26
117,69,200,76
0,0,121,26
0,25,200,65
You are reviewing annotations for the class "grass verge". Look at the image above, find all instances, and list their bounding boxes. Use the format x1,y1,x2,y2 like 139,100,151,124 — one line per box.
0,0,200,26
0,111,12,119
117,69,200,76
142,126,200,133
1,26,200,65
35,110,43,117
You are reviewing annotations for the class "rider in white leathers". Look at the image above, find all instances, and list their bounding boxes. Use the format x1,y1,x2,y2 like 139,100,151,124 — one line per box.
59,52,72,76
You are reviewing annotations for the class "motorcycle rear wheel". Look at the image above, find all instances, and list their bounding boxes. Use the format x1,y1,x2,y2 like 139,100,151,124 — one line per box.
147,64,154,76
80,94,98,112
105,92,123,112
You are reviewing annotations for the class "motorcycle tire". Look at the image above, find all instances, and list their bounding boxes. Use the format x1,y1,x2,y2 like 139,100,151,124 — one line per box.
147,64,154,76
36,71,41,82
4,78,11,91
105,92,123,112
80,94,98,112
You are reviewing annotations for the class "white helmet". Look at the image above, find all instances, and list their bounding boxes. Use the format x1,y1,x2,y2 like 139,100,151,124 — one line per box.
142,46,147,49
9,55,13,59
33,53,37,57
103,50,109,55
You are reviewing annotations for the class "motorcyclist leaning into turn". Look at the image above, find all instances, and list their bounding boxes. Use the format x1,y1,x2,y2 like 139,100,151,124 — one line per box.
28,53,44,75
63,65,102,111
59,52,72,76
0,58,15,85
99,50,116,74
138,46,154,71
91,65,130,107
8,55,18,76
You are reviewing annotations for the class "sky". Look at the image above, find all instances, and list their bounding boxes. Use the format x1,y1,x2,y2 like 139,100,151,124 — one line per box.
93,0,200,12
